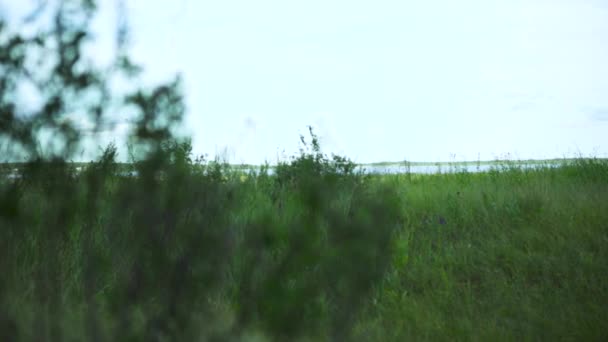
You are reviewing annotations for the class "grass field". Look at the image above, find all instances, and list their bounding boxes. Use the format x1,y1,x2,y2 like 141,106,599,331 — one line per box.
357,158,608,341
2,3,606,339
1,143,607,341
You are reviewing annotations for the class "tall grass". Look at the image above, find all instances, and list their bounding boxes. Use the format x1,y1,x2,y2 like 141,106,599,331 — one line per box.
2,143,608,341
1,133,407,341
1,2,607,340
356,158,608,341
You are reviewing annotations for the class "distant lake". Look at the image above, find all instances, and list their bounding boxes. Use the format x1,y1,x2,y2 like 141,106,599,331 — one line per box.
1,161,566,180
357,162,559,175
236,161,563,176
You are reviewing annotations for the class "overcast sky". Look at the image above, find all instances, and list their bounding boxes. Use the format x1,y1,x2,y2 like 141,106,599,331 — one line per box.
2,0,607,163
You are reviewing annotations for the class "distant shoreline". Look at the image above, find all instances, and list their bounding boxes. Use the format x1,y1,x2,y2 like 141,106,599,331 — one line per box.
1,157,605,169
359,158,599,167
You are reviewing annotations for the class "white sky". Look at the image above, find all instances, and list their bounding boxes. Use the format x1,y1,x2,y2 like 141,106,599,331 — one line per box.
2,0,607,163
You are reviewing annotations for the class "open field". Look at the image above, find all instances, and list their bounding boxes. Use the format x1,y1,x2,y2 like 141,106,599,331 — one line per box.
2,2,606,339
357,158,608,341
1,151,607,341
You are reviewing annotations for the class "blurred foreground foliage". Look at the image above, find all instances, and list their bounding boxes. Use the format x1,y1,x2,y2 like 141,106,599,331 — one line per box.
0,2,403,341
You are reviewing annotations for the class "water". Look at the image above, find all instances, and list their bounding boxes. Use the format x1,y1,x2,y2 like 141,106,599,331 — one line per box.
361,163,519,175
236,161,561,176
1,162,563,180
363,162,566,174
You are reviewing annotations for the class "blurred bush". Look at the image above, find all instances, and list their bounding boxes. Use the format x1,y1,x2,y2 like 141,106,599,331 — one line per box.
0,2,404,341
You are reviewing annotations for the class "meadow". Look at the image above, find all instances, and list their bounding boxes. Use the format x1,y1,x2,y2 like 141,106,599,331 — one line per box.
1,137,607,341
1,3,607,339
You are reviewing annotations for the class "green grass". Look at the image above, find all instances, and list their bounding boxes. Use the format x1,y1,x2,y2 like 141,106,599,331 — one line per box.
1,149,607,341
4,5,605,339
356,158,608,341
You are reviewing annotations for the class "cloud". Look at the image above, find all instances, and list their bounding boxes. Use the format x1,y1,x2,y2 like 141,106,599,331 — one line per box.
504,91,548,112
243,115,257,131
589,108,608,121
510,100,537,112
